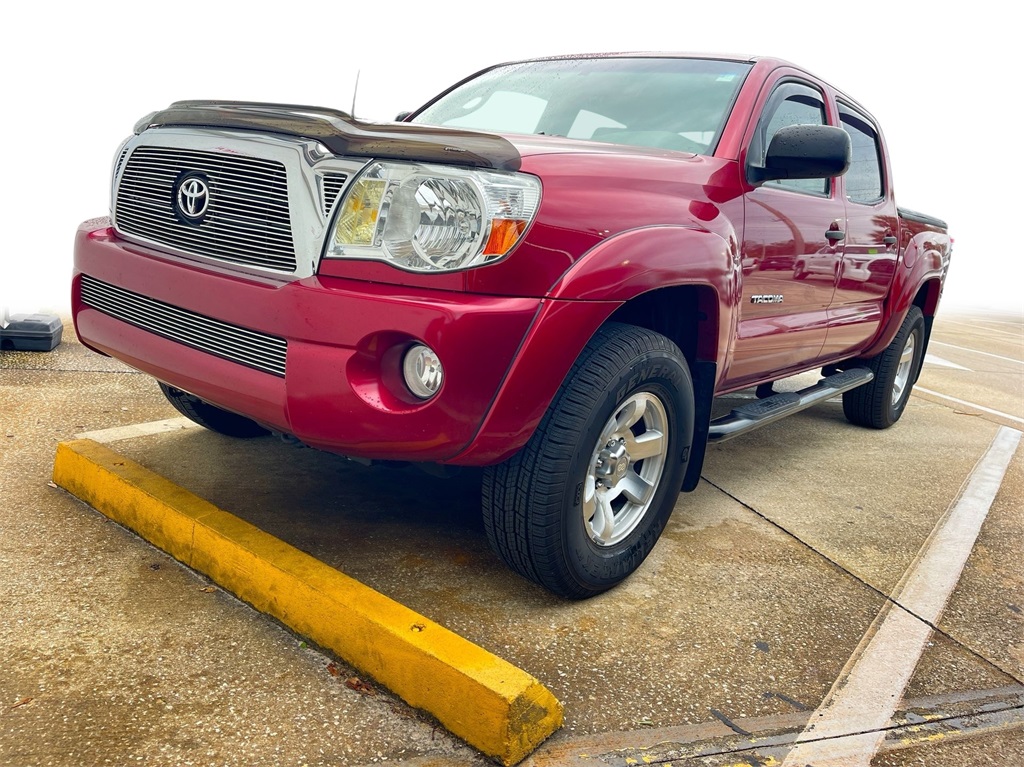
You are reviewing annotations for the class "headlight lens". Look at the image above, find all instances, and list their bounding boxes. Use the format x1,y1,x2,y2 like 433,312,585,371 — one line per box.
326,161,540,272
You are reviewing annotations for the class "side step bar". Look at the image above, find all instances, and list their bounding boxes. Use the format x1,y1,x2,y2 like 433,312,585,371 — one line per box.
708,367,874,443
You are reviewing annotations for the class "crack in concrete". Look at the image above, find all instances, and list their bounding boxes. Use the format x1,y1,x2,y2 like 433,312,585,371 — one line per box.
700,477,1024,690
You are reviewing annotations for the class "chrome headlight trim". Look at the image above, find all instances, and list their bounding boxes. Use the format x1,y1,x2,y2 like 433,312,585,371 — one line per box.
324,160,541,273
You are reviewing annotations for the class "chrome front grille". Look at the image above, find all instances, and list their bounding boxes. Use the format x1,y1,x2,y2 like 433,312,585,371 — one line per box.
80,275,287,377
114,145,297,272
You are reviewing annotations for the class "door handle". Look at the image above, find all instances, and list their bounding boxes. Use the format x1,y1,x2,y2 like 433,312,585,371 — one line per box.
825,229,845,242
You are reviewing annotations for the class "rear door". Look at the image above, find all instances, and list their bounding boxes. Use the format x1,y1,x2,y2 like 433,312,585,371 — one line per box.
820,103,899,359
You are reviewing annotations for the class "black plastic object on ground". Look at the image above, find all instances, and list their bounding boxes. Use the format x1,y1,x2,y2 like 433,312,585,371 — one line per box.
0,314,63,351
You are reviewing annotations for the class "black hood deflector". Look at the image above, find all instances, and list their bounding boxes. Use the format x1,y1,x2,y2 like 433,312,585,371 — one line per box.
136,101,522,172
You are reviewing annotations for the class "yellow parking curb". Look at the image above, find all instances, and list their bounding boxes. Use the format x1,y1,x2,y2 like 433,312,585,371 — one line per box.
53,439,562,765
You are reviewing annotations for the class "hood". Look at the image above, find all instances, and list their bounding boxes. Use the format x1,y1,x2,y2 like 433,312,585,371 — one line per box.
496,131,701,161
135,101,523,171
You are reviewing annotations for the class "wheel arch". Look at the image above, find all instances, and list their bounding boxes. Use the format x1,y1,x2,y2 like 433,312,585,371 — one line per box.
449,228,735,467
606,284,721,367
605,285,721,494
550,224,735,448
913,277,943,318
910,278,942,386
860,274,943,361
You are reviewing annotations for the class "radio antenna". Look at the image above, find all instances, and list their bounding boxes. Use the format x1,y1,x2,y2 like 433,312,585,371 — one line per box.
351,70,360,120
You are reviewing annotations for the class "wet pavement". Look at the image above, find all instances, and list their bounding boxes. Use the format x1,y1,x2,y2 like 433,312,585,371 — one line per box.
1,309,1021,766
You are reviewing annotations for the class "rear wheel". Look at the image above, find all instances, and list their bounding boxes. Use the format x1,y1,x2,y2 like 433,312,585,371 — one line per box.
482,323,693,599
842,306,925,429
159,383,269,438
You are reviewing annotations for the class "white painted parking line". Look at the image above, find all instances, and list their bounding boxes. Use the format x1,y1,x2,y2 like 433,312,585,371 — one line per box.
965,317,1024,328
780,426,1022,767
915,387,1024,425
76,417,198,443
924,353,970,370
941,319,1024,341
931,341,1023,366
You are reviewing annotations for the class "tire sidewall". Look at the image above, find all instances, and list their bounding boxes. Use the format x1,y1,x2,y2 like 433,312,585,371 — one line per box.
884,310,925,424
560,349,693,593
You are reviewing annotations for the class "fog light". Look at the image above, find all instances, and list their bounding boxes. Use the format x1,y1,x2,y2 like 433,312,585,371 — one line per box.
402,344,443,399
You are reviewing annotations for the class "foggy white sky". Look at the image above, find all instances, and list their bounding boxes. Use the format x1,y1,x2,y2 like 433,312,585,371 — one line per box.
1,1,1020,316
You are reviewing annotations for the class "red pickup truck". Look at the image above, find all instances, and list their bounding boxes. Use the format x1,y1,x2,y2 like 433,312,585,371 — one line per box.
72,54,951,599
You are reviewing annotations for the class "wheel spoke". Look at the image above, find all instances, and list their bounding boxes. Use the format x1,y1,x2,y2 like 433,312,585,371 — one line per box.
593,491,616,542
613,396,647,433
626,429,665,461
582,475,597,520
621,470,655,505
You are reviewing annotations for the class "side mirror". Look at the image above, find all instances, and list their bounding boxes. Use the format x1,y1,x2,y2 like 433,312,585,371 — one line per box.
395,111,413,122
748,124,851,185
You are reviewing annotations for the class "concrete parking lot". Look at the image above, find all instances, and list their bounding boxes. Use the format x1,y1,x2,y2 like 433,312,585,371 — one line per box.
2,309,1021,766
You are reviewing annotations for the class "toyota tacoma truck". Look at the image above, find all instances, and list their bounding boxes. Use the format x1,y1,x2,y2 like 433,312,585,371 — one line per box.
72,54,951,599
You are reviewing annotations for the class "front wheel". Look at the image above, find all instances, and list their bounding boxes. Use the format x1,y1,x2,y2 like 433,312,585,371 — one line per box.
159,383,270,438
842,306,925,429
482,323,694,599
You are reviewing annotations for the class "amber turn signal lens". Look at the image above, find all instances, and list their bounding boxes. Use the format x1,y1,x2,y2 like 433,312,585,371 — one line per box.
484,219,527,257
334,178,385,246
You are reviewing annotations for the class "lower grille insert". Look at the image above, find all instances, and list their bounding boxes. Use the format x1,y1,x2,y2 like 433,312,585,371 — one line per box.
80,275,287,377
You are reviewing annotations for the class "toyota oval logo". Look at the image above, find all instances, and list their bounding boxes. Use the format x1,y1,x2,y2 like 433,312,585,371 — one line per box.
175,175,210,221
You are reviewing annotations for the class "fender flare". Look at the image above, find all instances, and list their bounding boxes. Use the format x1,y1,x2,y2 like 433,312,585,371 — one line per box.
860,231,948,359
548,224,735,303
449,226,737,465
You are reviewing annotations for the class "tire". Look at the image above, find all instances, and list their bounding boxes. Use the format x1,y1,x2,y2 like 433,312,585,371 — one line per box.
159,383,270,438
482,322,694,599
842,306,925,429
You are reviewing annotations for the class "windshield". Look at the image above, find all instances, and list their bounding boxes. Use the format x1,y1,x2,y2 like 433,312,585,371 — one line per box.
412,57,752,155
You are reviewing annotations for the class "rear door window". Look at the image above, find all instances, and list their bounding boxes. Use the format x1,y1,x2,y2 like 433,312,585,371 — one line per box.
839,105,885,203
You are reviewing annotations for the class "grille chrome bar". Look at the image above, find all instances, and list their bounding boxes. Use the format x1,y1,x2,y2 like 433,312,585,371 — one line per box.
114,145,297,273
80,275,287,377
117,203,293,245
114,213,296,270
320,173,348,217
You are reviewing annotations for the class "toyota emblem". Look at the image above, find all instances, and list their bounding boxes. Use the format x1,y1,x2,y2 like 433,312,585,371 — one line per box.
176,175,210,221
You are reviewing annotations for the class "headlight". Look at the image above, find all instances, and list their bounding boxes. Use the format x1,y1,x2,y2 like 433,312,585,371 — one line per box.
325,161,541,273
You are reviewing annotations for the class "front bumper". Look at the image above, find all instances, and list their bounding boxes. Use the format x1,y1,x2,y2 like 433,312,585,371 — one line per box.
73,220,544,463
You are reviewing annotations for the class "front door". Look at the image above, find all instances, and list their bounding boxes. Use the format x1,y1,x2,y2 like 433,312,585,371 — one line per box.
727,79,845,388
